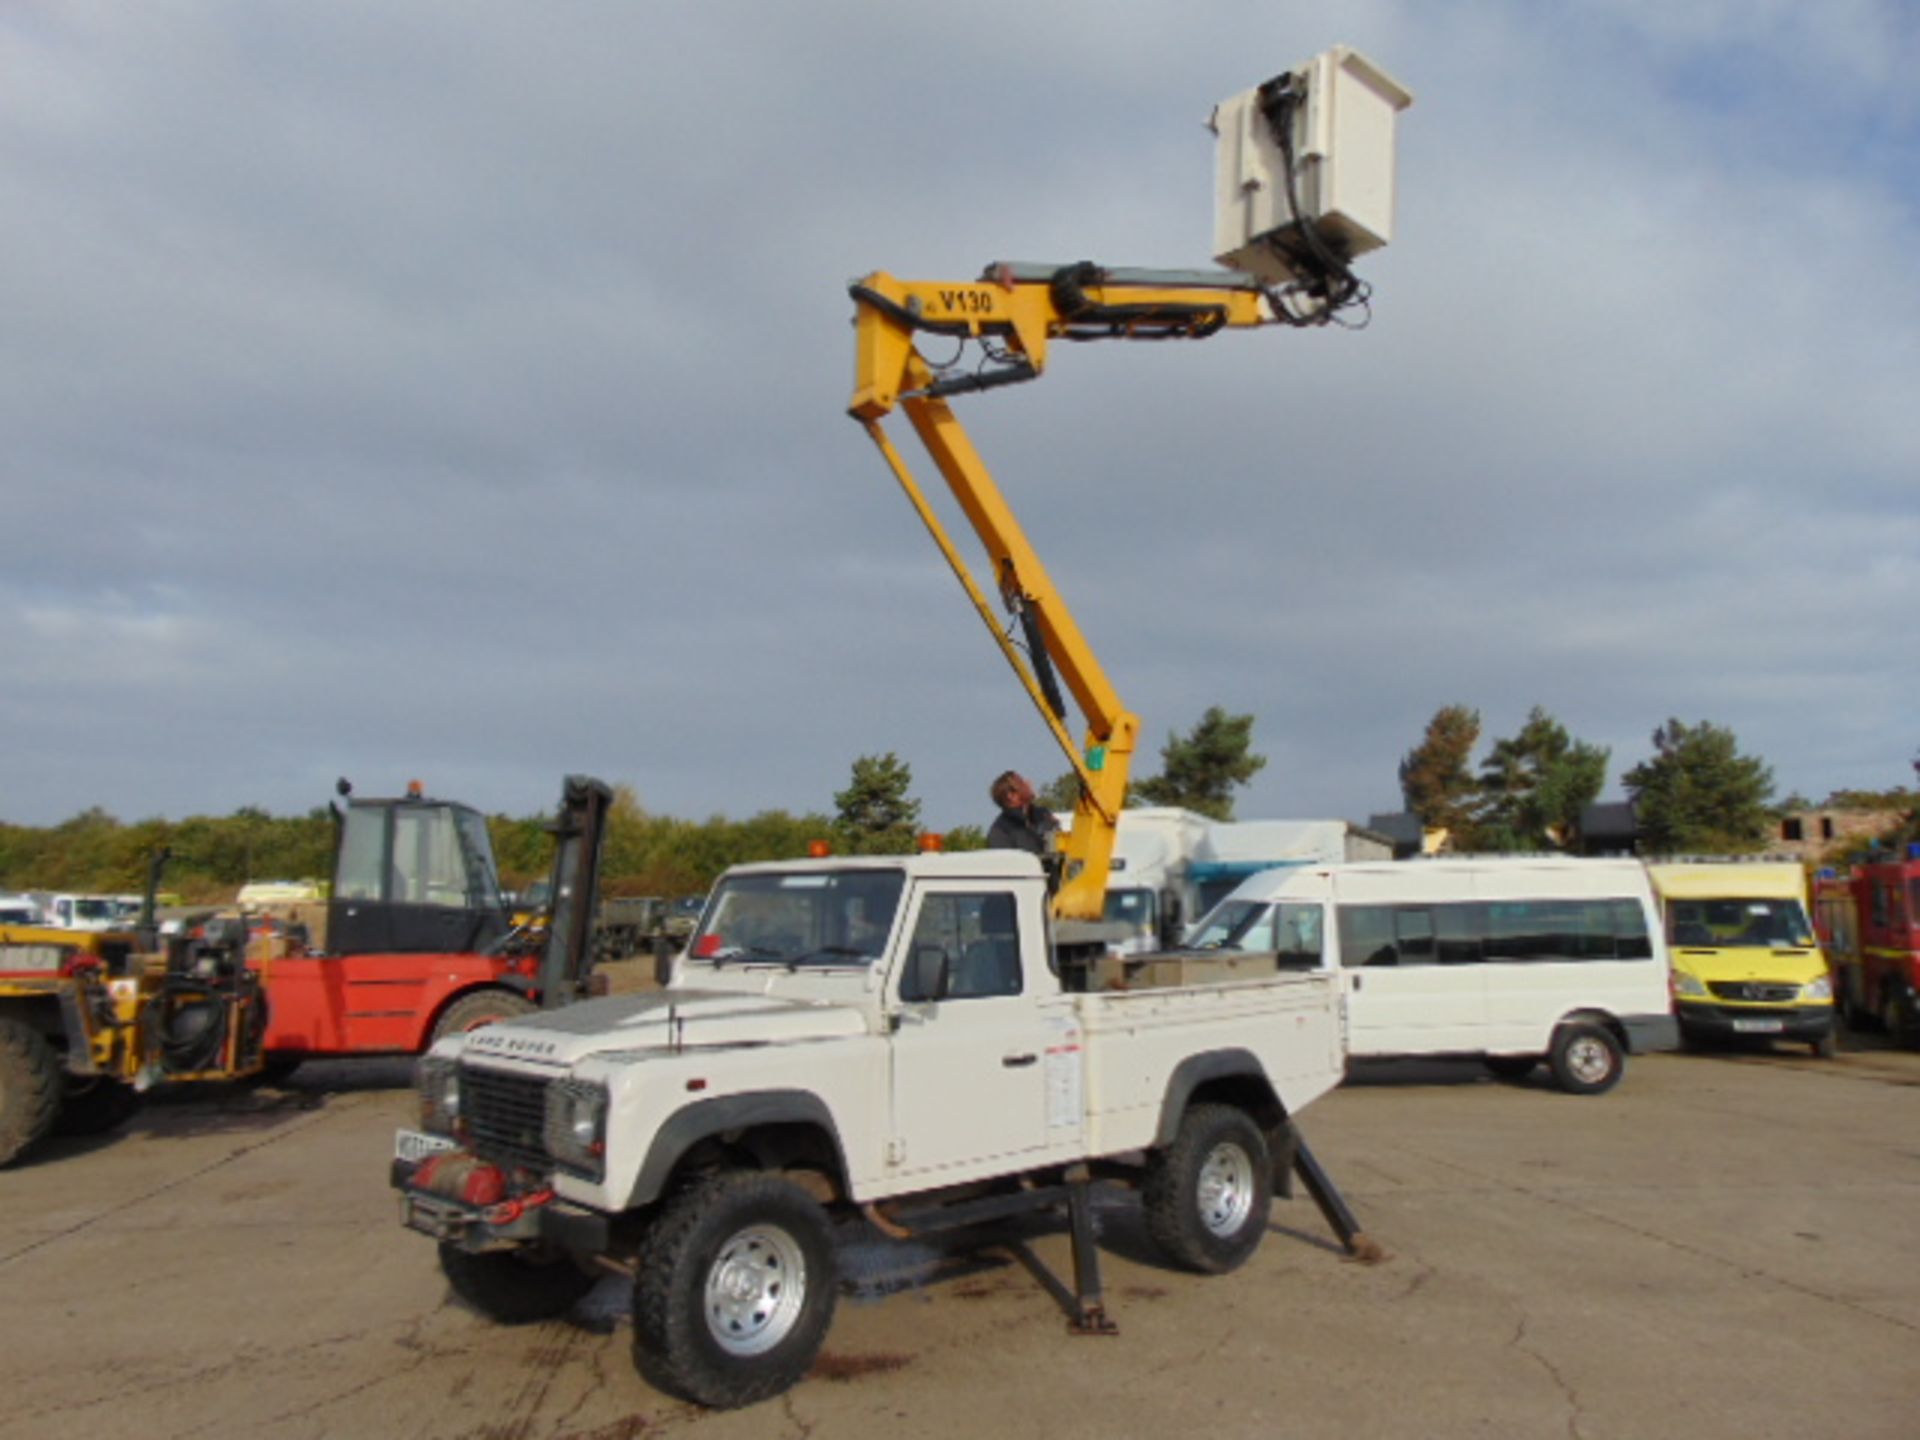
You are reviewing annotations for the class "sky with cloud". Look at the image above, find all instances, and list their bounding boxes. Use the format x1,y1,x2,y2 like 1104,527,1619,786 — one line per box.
3,0,1915,834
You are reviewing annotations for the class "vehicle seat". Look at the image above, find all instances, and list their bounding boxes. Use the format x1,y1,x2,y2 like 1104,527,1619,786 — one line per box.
954,936,1019,997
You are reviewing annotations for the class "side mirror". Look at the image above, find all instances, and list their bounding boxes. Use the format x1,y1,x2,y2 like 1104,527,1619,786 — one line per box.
652,936,674,987
903,944,950,1004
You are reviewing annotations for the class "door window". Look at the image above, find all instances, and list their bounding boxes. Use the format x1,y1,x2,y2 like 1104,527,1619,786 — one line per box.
900,892,1022,1002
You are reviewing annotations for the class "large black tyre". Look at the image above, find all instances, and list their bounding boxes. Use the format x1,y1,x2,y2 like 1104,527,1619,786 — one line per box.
431,990,536,1045
1884,990,1918,1051
1483,1055,1538,1082
633,1171,838,1410
1142,1103,1273,1275
439,1243,599,1325
1548,1023,1625,1096
54,1076,140,1137
0,1017,62,1167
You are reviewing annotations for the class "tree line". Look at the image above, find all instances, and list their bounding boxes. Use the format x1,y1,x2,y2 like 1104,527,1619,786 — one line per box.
0,707,1270,902
7,705,1908,898
1399,705,1917,857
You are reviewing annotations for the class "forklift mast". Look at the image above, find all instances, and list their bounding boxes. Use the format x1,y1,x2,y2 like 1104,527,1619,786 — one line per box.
533,775,613,1008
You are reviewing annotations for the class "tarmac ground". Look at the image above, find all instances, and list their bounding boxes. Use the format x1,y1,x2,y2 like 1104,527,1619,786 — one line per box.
3,1028,1917,1440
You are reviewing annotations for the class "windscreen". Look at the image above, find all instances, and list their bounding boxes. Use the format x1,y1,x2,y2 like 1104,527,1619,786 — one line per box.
1101,887,1156,930
1188,901,1276,952
1668,898,1813,949
689,869,906,967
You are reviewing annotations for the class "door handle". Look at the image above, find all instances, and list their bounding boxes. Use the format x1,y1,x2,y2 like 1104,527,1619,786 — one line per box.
1002,1053,1038,1068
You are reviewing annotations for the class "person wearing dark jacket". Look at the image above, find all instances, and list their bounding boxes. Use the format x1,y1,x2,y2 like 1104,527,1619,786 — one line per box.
985,771,1060,855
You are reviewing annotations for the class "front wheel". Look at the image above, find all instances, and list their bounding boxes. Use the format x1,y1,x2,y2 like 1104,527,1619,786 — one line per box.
1142,1103,1273,1275
633,1172,837,1409
439,1244,599,1325
0,1018,62,1167
1549,1023,1625,1096
430,990,536,1045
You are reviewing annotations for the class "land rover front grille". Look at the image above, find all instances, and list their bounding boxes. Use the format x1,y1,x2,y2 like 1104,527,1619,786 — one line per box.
1707,981,1799,1004
460,1067,552,1173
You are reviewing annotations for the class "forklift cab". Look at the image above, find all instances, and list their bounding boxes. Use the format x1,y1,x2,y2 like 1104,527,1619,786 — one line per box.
327,790,510,956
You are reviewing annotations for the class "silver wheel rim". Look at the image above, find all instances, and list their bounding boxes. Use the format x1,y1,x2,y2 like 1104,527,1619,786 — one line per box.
1197,1141,1256,1237
703,1223,807,1357
1567,1036,1613,1085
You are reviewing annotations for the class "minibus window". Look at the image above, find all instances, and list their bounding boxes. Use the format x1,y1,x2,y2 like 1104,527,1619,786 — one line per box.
1613,900,1652,959
1395,909,1436,963
1338,906,1399,967
1436,905,1484,964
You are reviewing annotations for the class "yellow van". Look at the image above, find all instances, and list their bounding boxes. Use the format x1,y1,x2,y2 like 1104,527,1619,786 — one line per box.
1647,862,1834,1058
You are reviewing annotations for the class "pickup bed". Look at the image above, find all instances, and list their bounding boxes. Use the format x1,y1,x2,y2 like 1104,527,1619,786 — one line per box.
392,852,1352,1408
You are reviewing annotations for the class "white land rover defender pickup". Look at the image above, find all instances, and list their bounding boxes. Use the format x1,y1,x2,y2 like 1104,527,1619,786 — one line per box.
392,851,1362,1409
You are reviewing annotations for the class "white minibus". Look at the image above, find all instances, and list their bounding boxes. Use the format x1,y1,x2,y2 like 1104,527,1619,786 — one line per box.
1192,858,1679,1094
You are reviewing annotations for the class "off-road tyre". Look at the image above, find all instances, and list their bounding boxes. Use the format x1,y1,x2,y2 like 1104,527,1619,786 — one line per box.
1548,1022,1625,1096
0,1017,62,1167
1483,1055,1538,1082
1142,1103,1273,1275
633,1171,838,1409
431,990,536,1045
54,1076,139,1137
439,1243,599,1325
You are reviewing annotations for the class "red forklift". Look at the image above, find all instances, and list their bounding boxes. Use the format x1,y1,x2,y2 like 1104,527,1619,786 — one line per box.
256,775,612,1073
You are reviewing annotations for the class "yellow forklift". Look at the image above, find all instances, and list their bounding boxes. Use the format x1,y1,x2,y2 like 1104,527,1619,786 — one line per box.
0,852,266,1166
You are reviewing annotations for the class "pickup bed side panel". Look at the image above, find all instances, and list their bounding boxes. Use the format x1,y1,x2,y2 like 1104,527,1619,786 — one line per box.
1077,972,1343,1157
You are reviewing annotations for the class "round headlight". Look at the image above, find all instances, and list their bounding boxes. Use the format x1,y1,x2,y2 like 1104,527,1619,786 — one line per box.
570,1109,598,1148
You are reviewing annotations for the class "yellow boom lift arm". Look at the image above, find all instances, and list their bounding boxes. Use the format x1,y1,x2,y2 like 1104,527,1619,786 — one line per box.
848,261,1285,922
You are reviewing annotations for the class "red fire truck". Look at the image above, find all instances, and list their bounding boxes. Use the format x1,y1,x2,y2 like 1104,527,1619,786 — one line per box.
1813,847,1920,1046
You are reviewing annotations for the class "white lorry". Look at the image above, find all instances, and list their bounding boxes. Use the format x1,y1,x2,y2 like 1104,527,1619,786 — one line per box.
392,851,1362,1408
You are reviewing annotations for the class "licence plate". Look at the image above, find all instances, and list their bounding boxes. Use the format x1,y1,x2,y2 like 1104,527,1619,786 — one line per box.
395,1128,458,1164
1731,1018,1784,1034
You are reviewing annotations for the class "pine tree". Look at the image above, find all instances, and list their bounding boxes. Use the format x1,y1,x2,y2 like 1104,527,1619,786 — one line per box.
1131,707,1267,820
1398,706,1482,844
1622,719,1774,854
832,753,922,855
1476,706,1608,851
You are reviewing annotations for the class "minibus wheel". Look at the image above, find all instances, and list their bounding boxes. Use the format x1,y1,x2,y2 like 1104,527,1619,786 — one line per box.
1548,1023,1623,1096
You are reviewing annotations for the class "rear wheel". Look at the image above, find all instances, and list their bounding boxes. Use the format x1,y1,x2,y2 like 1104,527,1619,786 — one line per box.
431,990,536,1044
1142,1103,1273,1275
440,1244,599,1324
55,1076,140,1136
0,1018,62,1166
633,1171,838,1409
1548,1023,1624,1096
1883,990,1919,1050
